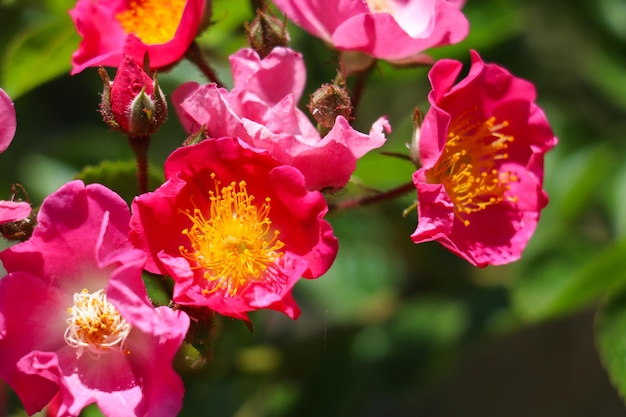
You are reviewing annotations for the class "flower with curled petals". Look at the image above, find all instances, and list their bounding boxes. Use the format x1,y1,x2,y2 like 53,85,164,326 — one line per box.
173,47,390,191
69,0,207,75
272,0,468,68
129,137,338,321
411,50,557,267
0,180,189,417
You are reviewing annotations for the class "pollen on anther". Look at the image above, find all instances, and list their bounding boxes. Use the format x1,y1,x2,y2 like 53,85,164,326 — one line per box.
179,174,285,297
64,288,132,358
430,115,518,226
116,0,186,45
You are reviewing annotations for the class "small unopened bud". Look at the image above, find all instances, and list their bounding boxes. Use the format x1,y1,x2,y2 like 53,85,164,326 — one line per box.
99,56,167,137
308,83,353,130
408,107,423,167
245,9,290,59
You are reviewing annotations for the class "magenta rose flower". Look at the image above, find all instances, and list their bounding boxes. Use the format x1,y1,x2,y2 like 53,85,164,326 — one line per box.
129,137,338,321
411,50,557,267
69,0,207,75
272,0,468,64
173,47,390,191
0,180,189,417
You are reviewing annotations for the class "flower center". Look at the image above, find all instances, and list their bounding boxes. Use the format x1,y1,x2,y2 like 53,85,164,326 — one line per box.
366,0,392,13
428,115,518,226
179,174,285,297
116,0,186,45
64,289,131,357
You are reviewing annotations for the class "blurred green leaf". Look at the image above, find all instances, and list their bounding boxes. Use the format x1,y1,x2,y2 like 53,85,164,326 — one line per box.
2,15,78,99
75,160,164,205
515,238,626,321
82,403,105,417
596,282,626,405
389,297,469,347
584,49,626,112
44,0,75,17
550,145,616,227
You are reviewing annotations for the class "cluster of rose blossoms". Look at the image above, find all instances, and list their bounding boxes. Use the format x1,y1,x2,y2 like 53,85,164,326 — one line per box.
0,0,557,416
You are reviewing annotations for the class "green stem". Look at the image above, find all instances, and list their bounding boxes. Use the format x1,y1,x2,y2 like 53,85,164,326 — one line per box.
128,135,151,195
350,64,375,116
185,41,224,87
328,181,416,213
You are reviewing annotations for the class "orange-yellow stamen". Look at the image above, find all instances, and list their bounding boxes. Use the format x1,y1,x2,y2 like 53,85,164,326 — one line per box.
64,288,131,358
428,115,517,226
116,0,186,45
179,174,284,297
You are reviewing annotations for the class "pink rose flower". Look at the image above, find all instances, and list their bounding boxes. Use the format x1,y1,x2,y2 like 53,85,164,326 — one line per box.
173,47,390,191
272,0,468,63
69,0,207,75
411,50,557,267
129,137,338,321
0,180,189,417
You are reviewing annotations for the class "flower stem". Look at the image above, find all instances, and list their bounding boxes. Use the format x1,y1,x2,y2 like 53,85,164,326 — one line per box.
350,64,375,116
128,135,151,195
185,41,224,87
328,181,416,213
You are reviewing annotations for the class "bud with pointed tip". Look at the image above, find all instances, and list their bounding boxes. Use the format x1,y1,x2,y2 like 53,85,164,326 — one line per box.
245,8,290,59
99,56,167,137
308,83,352,131
408,107,422,167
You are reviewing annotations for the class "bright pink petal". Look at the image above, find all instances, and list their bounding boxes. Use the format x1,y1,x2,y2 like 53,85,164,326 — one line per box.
0,272,67,414
385,0,437,37
0,89,16,153
272,0,368,43
0,180,189,416
70,0,206,74
230,47,307,105
1,181,132,290
172,48,389,190
0,201,31,224
275,0,468,61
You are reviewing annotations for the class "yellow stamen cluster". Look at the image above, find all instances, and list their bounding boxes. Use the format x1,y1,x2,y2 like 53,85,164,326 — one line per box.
64,288,131,357
116,0,186,45
180,174,284,297
429,115,517,226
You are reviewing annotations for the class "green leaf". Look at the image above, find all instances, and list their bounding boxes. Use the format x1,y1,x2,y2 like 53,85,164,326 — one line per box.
596,282,626,404
514,238,626,322
82,403,105,417
2,15,78,99
75,160,164,205
44,0,76,17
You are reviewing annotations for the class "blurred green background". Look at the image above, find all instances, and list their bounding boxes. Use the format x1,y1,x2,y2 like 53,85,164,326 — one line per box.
2,0,626,416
